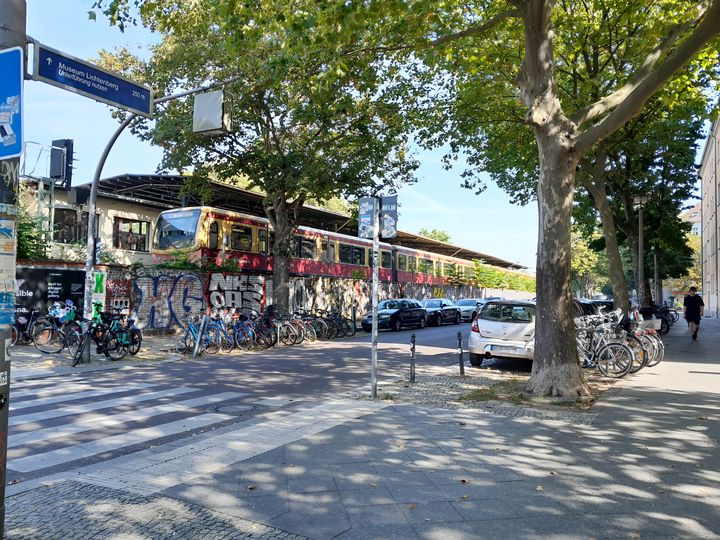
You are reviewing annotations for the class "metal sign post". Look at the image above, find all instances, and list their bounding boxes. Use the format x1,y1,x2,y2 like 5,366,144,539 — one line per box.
370,197,380,399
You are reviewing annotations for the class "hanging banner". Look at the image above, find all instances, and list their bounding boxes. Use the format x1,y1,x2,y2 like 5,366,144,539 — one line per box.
358,197,376,239
380,195,398,238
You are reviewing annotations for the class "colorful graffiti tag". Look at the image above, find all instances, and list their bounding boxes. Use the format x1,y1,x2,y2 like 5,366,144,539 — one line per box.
132,272,205,329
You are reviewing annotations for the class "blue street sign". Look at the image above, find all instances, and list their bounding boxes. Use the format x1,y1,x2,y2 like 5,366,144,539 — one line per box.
0,47,24,160
34,43,153,118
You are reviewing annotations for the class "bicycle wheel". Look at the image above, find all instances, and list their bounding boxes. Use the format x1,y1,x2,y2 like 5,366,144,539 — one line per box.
303,322,317,342
129,329,143,355
10,325,19,347
645,333,665,367
220,331,235,353
204,328,220,354
595,343,633,378
279,323,298,346
65,328,82,360
33,325,64,354
311,318,328,340
344,318,357,337
333,319,347,338
234,326,252,350
106,331,129,361
625,335,648,374
176,332,192,354
658,316,670,335
72,334,88,367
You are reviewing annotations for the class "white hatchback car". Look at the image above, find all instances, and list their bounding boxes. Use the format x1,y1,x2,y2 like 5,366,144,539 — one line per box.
468,300,535,367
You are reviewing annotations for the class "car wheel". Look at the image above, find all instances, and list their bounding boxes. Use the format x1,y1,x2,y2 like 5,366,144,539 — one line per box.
391,319,400,332
362,326,371,332
418,317,426,329
454,313,461,325
469,352,484,367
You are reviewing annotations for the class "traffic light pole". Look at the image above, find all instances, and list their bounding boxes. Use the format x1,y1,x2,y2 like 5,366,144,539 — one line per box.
0,1,26,533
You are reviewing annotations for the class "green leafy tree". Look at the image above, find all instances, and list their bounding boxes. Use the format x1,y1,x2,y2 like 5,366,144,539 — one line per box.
93,1,417,312
16,205,48,260
418,228,451,243
570,229,609,299
92,0,720,398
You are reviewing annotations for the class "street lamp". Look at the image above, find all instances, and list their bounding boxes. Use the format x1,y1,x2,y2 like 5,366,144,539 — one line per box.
634,195,649,306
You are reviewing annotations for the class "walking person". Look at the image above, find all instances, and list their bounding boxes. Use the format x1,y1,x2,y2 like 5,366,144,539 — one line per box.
683,286,704,341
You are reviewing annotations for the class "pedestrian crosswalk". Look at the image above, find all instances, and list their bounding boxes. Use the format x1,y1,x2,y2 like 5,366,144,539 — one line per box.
8,378,249,476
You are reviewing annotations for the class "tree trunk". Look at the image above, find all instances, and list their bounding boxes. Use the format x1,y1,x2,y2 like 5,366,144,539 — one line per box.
527,141,590,398
582,178,630,311
265,192,303,314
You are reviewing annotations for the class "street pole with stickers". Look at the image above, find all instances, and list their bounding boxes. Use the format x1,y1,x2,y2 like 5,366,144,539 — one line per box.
358,195,397,399
0,0,26,533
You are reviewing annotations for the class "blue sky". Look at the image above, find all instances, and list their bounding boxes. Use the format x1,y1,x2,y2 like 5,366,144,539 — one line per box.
23,0,539,270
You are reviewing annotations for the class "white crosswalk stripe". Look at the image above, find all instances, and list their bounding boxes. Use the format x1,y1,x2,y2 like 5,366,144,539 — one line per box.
10,382,156,411
8,381,248,475
9,392,246,447
9,386,199,427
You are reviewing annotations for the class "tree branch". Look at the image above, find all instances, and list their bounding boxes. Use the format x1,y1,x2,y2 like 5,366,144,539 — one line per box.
574,0,720,154
571,5,713,130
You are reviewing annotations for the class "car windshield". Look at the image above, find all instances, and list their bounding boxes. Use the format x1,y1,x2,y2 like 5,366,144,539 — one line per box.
422,300,442,308
154,209,201,249
456,300,477,306
378,300,400,310
480,303,535,323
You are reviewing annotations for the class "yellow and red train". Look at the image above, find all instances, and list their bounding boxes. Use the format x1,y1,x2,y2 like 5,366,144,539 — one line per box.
151,206,479,285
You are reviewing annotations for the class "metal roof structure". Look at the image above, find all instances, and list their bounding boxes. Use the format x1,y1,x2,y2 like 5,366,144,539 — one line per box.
72,173,525,269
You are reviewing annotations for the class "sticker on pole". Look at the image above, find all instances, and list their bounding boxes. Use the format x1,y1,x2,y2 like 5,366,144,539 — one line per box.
0,47,24,160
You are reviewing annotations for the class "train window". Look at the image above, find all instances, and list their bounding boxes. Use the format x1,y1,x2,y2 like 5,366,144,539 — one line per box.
352,246,366,266
291,235,302,258
339,243,353,264
230,225,253,252
328,240,336,262
408,255,417,272
381,251,392,269
464,265,474,277
322,239,329,261
397,254,407,271
301,238,317,259
209,221,219,250
258,229,268,254
443,263,454,276
419,258,433,274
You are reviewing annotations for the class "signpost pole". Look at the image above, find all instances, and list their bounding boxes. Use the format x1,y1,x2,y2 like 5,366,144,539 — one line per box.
0,1,25,532
370,197,380,399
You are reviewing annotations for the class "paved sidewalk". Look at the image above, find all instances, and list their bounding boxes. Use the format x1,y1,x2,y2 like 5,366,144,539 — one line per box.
6,320,719,539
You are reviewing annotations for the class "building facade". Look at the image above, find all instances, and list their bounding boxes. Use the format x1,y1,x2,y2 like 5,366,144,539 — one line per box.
700,118,720,317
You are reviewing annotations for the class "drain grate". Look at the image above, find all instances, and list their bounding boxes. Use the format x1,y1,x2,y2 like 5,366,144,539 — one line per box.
208,403,265,416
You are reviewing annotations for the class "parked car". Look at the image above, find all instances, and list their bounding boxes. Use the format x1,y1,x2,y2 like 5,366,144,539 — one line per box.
456,299,483,322
420,298,461,326
468,300,536,366
362,298,426,332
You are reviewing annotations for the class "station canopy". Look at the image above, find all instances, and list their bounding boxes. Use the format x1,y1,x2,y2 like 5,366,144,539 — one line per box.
73,173,524,269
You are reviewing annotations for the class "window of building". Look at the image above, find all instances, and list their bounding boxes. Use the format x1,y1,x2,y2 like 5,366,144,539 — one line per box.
208,221,219,249
113,218,149,251
339,243,353,264
381,250,392,269
53,209,97,244
397,254,407,271
258,229,268,254
230,225,253,251
352,246,366,266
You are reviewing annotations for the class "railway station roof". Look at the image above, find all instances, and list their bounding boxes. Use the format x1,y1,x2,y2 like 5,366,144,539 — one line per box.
73,173,524,270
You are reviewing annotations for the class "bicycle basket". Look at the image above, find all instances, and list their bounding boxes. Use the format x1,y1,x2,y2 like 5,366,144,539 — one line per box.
639,319,662,330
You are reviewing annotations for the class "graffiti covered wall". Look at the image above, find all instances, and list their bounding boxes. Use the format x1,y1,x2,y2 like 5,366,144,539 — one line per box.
207,273,264,313
132,270,205,330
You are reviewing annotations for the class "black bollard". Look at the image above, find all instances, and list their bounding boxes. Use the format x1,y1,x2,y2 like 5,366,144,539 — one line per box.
457,331,465,376
410,333,416,383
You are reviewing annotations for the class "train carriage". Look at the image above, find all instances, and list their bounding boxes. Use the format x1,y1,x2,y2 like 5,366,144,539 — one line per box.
152,206,478,285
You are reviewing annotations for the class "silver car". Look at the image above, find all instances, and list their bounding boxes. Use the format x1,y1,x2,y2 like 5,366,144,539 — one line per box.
456,299,482,322
467,300,535,367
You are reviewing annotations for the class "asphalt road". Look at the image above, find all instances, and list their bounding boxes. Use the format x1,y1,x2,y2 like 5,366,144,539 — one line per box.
7,321,472,486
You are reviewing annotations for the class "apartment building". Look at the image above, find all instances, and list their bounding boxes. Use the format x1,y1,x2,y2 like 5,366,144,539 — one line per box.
700,118,720,317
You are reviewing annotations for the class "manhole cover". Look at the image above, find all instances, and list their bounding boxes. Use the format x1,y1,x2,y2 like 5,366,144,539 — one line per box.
208,403,265,416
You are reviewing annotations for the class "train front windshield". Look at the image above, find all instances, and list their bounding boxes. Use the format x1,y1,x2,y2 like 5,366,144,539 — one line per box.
154,209,201,250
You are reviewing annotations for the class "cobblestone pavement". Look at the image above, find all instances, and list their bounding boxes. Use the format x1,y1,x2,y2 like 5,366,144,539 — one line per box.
357,371,600,425
6,480,309,540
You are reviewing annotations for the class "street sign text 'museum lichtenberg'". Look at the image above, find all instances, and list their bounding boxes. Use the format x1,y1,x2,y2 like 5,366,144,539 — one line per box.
33,43,153,118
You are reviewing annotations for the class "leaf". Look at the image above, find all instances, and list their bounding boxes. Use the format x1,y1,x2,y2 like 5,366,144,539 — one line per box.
629,533,640,539
407,503,417,509
88,10,97,21
549,471,558,476
248,485,257,491
535,485,544,492
695,416,709,421
460,479,468,484
461,495,470,500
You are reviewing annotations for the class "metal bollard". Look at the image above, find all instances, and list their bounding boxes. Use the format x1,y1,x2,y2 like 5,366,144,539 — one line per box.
410,333,416,383
457,331,465,376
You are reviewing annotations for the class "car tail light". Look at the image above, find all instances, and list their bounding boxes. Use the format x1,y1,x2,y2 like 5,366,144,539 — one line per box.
471,319,479,333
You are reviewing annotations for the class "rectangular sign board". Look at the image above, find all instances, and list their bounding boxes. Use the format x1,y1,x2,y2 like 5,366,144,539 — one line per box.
380,195,398,238
0,47,24,160
358,197,376,239
34,43,153,118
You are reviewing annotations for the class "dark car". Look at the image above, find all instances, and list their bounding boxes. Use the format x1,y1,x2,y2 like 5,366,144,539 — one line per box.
362,298,427,332
420,298,461,326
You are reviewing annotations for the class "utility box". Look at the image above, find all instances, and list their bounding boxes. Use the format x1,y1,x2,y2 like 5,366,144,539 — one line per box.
192,90,232,135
